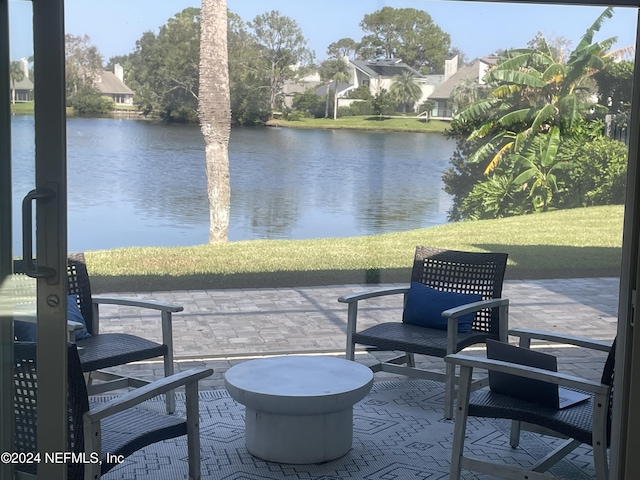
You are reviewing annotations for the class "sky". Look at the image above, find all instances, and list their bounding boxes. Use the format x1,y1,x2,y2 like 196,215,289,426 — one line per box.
8,0,639,65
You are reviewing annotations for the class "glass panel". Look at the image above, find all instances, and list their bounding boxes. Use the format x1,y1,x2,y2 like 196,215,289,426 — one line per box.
1,1,36,478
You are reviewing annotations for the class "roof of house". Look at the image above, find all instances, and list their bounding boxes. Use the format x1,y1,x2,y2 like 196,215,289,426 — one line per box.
315,82,352,97
13,77,34,90
95,71,133,95
351,58,425,79
428,56,498,100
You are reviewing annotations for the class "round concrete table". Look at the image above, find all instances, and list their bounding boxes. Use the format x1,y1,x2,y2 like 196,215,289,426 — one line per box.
224,356,374,464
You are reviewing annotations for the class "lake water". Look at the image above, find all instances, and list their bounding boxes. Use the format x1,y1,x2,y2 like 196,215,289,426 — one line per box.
11,116,455,252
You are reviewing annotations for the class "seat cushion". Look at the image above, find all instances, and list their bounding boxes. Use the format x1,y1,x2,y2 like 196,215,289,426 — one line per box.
77,333,167,372
468,388,597,446
97,403,186,475
353,322,496,357
402,282,482,333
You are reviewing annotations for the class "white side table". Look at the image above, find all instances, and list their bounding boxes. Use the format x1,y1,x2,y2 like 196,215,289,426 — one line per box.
224,355,373,464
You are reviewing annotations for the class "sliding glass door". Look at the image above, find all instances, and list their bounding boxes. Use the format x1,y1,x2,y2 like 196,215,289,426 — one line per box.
0,0,68,477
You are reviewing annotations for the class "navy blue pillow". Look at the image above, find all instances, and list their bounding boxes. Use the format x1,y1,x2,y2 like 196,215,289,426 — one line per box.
67,295,91,340
402,282,483,333
14,295,91,341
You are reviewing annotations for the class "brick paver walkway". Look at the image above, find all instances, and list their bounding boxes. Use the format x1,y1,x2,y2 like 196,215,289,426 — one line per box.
100,277,619,390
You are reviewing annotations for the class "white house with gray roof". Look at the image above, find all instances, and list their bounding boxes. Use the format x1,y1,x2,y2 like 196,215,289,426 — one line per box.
347,58,442,111
94,64,134,105
427,56,499,119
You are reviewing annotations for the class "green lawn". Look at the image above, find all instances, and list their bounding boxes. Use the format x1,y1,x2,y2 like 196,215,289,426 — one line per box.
85,205,624,293
10,102,34,114
266,115,450,133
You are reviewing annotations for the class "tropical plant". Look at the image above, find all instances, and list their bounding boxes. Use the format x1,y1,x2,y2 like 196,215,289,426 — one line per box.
199,0,231,242
460,173,527,220
389,71,422,113
456,7,616,174
9,61,24,105
511,126,574,211
319,59,351,119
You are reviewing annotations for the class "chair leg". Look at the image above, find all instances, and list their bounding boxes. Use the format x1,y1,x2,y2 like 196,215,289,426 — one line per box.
345,302,358,361
592,393,610,480
186,381,202,480
509,420,521,448
451,365,473,479
164,353,176,414
444,361,455,420
162,311,176,414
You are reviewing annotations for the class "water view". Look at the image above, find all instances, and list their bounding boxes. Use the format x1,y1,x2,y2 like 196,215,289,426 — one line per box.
11,116,454,253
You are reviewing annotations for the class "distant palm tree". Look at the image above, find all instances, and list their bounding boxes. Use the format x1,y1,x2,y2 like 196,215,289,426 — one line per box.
450,77,486,113
390,71,422,113
10,61,25,105
319,59,351,120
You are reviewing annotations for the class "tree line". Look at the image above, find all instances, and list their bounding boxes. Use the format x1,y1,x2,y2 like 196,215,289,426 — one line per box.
61,6,456,124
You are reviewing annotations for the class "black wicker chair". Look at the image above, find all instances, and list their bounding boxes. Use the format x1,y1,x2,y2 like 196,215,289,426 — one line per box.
445,329,614,480
14,253,183,413
13,342,212,480
338,246,509,419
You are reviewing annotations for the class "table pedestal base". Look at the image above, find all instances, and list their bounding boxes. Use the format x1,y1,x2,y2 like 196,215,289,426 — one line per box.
245,406,353,464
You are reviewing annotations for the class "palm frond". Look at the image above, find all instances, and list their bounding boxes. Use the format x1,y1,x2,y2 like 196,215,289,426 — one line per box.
514,167,537,185
570,7,614,60
530,103,557,134
457,98,500,122
540,126,561,167
542,63,566,82
489,70,546,88
484,141,514,174
489,53,534,73
499,108,535,127
493,84,521,98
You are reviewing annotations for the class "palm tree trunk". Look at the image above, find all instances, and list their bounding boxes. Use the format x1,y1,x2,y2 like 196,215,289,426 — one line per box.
324,84,330,118
333,81,338,120
199,0,231,242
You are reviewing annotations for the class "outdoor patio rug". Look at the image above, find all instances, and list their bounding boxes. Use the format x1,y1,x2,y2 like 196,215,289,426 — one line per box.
97,380,597,480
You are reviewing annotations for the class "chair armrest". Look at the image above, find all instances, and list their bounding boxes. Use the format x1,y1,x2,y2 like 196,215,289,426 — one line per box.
338,285,409,304
508,328,611,352
68,320,84,331
86,368,213,422
444,353,609,395
442,298,509,318
92,295,183,313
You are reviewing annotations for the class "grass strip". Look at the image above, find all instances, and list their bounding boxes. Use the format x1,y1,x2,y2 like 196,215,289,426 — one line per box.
266,116,450,133
85,205,623,293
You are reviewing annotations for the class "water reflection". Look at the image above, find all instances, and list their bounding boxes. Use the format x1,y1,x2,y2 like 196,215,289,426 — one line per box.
11,116,454,252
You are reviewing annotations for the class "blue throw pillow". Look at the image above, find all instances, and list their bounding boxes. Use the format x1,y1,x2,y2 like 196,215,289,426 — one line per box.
67,295,91,340
14,295,91,341
402,282,483,333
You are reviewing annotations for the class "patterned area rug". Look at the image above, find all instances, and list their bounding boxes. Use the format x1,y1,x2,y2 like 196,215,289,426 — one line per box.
98,380,596,480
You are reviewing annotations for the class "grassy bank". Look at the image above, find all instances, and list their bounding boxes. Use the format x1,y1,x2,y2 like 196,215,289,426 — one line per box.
85,205,623,293
266,115,450,133
10,102,34,114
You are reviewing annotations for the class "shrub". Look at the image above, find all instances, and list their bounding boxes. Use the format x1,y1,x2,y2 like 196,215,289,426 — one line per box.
69,88,114,114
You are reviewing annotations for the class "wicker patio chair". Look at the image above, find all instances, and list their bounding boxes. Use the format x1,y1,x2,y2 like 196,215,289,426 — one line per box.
338,246,509,419
13,253,183,413
445,328,614,480
13,342,212,480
